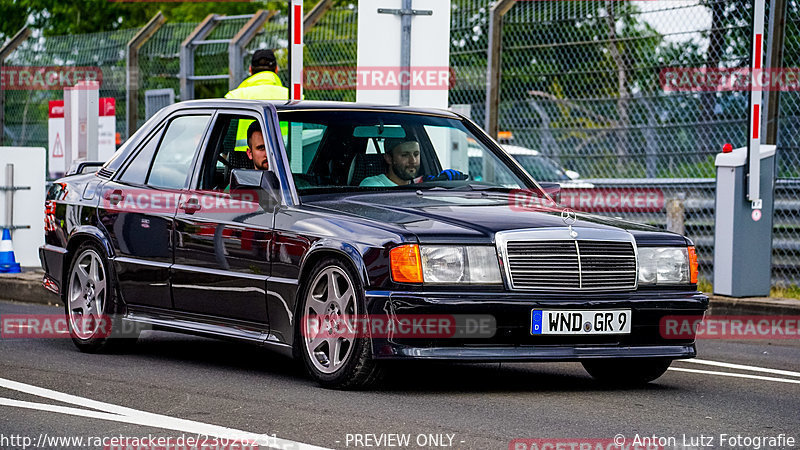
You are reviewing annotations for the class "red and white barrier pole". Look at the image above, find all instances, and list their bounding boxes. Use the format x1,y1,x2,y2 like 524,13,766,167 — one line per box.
289,0,303,101
748,0,766,209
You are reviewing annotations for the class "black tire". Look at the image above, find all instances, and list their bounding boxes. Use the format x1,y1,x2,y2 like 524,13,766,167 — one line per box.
582,358,672,386
295,257,383,389
64,241,139,353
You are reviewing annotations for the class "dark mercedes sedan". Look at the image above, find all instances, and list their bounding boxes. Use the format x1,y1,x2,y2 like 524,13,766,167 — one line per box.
40,100,707,388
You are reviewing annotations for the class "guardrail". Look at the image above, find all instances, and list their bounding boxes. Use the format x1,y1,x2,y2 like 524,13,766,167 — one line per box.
580,178,800,286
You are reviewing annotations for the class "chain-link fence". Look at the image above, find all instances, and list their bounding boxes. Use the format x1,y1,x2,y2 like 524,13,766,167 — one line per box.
1,0,798,290
3,28,137,149
484,0,799,289
774,0,800,291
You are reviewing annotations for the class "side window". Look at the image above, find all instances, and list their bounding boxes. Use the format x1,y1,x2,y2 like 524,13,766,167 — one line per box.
118,127,164,185
282,121,327,174
197,115,266,191
147,115,211,189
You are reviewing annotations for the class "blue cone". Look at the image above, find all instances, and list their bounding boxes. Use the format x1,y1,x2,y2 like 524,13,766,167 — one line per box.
0,229,21,273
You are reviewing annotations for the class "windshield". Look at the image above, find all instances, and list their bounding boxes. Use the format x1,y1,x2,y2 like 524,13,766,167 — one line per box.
276,110,530,194
514,155,570,182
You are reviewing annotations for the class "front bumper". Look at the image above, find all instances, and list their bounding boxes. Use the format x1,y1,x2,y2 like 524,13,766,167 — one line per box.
365,289,708,361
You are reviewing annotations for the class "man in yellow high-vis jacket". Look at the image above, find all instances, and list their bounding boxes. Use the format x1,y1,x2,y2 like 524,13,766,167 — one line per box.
226,49,289,152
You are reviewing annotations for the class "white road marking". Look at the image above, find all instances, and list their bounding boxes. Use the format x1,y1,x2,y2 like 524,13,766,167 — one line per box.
0,377,330,450
0,397,159,423
669,367,800,384
680,358,800,378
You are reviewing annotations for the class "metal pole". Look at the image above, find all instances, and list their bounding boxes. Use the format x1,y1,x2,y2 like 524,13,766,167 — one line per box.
399,0,413,106
180,14,218,101
484,0,516,139
127,12,166,138
5,164,13,233
763,0,787,145
0,27,31,146
747,0,766,208
304,0,334,32
229,10,272,91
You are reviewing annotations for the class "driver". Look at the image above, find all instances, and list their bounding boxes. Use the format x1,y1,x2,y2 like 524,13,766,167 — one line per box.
360,139,420,186
245,121,268,170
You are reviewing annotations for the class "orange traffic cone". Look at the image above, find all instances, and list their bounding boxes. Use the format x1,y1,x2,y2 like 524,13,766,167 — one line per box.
0,229,21,273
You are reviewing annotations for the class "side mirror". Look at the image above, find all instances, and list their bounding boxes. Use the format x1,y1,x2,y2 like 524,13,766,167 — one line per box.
565,170,581,181
230,169,281,209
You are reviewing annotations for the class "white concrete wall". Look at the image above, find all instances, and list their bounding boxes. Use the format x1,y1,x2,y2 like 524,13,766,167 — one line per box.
0,147,46,268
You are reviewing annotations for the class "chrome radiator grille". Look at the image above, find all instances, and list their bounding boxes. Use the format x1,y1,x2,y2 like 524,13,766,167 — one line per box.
505,240,637,291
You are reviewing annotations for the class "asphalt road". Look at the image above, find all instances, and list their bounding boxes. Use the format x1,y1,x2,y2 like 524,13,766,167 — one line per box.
1,299,798,450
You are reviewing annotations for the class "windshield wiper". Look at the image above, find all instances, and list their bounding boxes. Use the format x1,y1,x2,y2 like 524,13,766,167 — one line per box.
445,184,513,192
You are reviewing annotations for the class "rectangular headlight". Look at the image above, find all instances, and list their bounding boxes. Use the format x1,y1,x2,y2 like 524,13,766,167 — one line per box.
638,247,690,285
420,245,502,284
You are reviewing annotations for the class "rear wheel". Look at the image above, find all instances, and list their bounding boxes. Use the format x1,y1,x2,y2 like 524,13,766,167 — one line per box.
65,242,137,352
582,358,672,386
296,258,383,389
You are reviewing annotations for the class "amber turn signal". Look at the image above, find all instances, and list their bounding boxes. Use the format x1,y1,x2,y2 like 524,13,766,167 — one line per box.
687,246,699,284
390,244,423,283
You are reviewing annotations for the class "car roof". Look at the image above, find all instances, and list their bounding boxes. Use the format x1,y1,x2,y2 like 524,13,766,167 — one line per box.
166,99,462,119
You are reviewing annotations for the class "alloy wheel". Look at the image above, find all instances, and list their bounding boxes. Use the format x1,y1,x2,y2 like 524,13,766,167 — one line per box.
68,249,107,340
303,266,358,374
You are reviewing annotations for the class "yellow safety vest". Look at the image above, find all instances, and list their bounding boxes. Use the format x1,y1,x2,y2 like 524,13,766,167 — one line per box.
225,71,289,152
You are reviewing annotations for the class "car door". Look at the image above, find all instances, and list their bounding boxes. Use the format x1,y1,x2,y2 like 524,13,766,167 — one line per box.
99,113,213,309
171,111,274,326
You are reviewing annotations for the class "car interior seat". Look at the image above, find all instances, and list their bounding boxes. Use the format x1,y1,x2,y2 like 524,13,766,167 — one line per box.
348,153,387,186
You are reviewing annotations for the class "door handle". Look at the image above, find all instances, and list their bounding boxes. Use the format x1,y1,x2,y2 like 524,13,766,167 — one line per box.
180,197,202,214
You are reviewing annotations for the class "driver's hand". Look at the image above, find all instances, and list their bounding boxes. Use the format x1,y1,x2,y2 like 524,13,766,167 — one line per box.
422,169,469,182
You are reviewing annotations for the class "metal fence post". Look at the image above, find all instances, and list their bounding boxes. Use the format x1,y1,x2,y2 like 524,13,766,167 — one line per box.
666,197,686,236
305,0,334,31
484,0,516,139
126,12,166,139
0,27,31,146
763,0,787,145
180,14,219,101
229,10,272,91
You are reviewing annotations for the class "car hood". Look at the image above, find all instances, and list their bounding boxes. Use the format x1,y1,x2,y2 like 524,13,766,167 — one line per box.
302,191,685,245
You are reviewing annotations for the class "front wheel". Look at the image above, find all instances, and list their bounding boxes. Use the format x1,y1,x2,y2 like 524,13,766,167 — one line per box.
581,358,672,386
296,258,383,389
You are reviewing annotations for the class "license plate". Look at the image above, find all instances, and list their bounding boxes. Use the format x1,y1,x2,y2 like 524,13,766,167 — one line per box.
531,309,631,335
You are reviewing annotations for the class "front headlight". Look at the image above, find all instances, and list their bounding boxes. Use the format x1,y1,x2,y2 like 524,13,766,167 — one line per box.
638,246,697,285
389,244,502,284
421,246,503,284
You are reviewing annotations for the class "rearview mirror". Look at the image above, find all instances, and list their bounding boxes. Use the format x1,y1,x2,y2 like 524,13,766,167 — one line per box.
353,125,406,138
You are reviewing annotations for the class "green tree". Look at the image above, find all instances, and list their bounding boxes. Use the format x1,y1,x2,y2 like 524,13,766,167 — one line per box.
1,0,335,41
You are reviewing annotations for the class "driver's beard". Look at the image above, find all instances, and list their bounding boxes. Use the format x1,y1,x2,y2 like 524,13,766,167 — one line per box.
391,161,418,182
